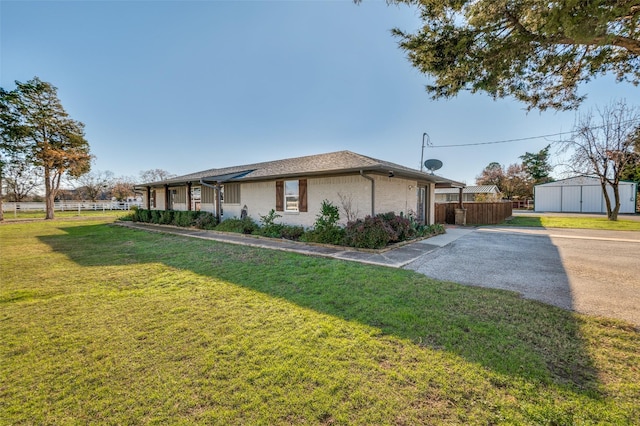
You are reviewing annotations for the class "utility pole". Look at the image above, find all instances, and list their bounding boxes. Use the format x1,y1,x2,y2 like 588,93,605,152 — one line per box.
420,132,430,172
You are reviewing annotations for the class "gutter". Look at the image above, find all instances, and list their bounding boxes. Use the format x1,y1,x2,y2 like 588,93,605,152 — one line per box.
360,170,375,216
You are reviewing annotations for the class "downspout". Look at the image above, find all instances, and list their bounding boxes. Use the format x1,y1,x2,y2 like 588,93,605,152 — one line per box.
200,179,222,223
360,170,375,216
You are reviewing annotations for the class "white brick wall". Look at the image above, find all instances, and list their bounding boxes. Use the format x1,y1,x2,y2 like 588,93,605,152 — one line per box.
145,173,435,227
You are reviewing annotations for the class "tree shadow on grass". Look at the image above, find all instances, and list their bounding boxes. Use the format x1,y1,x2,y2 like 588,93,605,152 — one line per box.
39,223,603,394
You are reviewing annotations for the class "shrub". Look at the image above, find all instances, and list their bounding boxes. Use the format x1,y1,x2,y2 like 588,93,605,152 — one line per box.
194,212,218,230
380,212,415,241
280,225,305,241
303,200,345,245
256,209,284,238
150,210,161,224
343,216,396,249
137,209,151,223
173,211,199,227
159,210,174,225
425,223,446,236
216,217,258,234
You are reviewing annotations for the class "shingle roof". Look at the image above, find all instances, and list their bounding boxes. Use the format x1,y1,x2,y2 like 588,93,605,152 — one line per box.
138,150,464,187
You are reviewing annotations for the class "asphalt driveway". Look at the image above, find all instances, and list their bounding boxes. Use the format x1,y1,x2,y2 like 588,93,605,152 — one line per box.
405,226,640,327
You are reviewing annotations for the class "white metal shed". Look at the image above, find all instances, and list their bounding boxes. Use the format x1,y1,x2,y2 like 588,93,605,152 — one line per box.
534,177,638,213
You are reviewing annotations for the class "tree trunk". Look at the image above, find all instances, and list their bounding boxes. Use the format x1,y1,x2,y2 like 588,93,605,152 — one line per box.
46,190,56,220
611,183,621,221
601,181,620,221
0,170,4,222
601,181,613,220
44,166,55,220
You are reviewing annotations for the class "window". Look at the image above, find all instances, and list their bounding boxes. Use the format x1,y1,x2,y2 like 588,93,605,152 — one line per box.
150,190,156,208
191,187,201,211
285,180,299,212
276,179,307,212
223,183,241,204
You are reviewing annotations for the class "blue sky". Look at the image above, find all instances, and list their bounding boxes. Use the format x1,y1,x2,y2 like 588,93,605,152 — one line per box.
1,0,635,185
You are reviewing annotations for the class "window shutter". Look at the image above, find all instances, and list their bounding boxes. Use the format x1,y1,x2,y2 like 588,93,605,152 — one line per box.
276,180,284,211
299,179,308,212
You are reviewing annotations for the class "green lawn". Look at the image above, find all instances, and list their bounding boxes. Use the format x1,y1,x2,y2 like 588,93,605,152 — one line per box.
1,218,639,424
504,215,640,231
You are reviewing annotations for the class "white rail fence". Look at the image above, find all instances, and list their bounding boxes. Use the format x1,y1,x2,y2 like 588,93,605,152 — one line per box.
2,201,143,214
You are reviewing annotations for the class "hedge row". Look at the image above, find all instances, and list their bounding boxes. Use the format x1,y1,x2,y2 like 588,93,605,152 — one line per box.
126,208,218,229
125,205,445,249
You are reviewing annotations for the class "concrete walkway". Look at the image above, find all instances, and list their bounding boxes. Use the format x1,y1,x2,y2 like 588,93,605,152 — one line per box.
117,222,473,268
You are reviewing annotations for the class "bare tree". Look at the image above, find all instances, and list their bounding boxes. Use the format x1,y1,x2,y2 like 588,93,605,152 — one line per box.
561,101,640,221
337,192,360,223
3,155,42,202
111,176,136,202
140,168,175,183
75,170,114,201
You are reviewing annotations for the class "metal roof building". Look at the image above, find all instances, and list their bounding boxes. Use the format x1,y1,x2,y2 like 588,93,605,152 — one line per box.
534,177,638,214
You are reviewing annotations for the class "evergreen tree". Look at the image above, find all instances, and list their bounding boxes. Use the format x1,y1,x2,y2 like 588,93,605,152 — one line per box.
382,0,640,111
520,145,553,184
0,77,91,219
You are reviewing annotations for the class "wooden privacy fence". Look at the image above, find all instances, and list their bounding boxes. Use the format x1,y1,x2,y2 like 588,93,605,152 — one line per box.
435,202,513,225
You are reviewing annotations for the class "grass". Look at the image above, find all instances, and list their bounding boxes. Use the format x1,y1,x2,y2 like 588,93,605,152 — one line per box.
503,215,640,231
1,217,639,424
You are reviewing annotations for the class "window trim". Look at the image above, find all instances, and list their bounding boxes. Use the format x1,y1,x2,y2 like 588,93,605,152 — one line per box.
276,179,307,212
284,180,299,212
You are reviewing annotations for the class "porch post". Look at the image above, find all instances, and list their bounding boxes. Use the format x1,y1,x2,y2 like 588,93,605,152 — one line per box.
146,186,151,210
164,184,170,210
187,182,192,211
215,183,222,223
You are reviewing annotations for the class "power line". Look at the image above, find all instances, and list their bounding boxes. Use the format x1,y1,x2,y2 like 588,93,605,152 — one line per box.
429,118,640,148
429,130,573,148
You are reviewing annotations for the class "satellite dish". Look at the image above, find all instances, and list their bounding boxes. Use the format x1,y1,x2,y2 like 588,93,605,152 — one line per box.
424,159,443,175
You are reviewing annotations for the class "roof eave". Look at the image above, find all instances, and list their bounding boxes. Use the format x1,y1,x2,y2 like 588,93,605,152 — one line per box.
135,165,465,188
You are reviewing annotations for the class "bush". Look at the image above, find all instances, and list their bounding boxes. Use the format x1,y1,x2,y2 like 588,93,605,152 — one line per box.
256,209,284,238
173,211,199,227
381,212,416,241
425,223,446,236
303,200,345,245
280,225,305,241
194,212,218,230
137,208,151,223
216,217,258,234
343,216,396,249
150,210,161,224
159,210,174,225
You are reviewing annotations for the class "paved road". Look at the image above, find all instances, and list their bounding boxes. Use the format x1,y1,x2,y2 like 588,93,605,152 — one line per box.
405,227,640,326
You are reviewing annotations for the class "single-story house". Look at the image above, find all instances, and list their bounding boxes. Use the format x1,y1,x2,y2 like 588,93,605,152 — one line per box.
135,150,465,227
534,176,638,214
435,185,501,202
